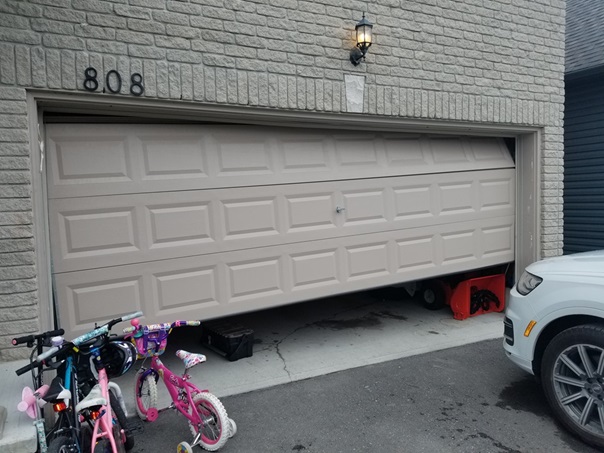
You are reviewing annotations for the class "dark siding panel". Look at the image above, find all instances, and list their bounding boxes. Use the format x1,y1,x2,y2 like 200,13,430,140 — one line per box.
564,74,604,254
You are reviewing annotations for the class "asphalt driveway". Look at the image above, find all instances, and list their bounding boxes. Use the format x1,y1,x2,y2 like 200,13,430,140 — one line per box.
131,339,596,453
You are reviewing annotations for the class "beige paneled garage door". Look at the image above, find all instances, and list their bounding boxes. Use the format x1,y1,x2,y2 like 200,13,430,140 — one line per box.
46,124,515,336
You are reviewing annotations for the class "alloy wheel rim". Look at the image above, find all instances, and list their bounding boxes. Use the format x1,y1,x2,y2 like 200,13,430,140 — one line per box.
553,343,604,437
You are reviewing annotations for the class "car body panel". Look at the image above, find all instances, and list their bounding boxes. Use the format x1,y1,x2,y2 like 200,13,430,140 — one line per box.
503,250,604,375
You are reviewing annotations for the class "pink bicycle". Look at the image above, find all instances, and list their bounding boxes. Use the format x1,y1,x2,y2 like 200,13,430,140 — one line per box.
124,319,236,452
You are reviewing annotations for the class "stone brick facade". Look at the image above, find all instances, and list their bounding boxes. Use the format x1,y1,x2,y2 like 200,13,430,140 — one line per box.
0,0,565,360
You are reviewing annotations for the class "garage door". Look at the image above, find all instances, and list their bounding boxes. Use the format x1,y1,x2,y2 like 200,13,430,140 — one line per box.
46,124,515,335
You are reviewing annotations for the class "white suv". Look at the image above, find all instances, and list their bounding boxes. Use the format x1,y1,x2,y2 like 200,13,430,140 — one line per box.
504,250,604,449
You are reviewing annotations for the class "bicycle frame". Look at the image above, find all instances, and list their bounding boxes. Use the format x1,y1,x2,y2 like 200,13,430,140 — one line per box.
87,347,120,452
140,356,207,426
48,355,82,447
128,319,232,451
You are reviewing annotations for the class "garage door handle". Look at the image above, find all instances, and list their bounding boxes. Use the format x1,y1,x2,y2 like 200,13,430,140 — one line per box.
336,206,346,213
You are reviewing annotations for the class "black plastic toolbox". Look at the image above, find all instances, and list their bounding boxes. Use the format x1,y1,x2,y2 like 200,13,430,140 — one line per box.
200,320,254,362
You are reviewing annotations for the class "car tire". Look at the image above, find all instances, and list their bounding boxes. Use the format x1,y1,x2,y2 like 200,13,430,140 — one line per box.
541,324,604,449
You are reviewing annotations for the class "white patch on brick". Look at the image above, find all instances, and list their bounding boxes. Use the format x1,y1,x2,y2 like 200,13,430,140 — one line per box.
344,74,365,114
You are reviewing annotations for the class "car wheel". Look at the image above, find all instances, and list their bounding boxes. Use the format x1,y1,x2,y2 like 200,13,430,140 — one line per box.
542,324,604,449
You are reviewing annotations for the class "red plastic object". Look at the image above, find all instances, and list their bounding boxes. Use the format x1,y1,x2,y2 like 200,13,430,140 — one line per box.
449,274,505,320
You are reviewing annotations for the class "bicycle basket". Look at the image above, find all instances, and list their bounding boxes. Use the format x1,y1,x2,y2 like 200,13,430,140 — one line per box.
133,323,171,358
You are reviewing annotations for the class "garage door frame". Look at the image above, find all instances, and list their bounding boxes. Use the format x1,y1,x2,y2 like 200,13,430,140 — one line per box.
25,90,542,332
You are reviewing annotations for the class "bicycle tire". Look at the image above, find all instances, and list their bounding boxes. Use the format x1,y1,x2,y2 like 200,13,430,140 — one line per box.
47,435,77,453
110,390,135,451
188,392,229,451
93,437,110,453
134,370,158,421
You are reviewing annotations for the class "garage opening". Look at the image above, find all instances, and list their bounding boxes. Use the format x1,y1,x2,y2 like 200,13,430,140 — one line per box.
44,122,515,336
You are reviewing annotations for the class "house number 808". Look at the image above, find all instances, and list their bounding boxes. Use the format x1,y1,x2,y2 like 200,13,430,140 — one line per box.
83,67,144,96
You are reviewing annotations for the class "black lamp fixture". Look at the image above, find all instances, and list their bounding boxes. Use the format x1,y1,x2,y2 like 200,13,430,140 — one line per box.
350,13,373,66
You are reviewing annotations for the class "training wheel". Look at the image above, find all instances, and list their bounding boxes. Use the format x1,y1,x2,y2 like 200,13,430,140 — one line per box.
228,418,237,438
146,407,159,422
177,441,193,453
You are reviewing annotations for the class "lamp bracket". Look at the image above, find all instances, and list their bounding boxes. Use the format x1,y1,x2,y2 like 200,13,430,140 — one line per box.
350,47,365,66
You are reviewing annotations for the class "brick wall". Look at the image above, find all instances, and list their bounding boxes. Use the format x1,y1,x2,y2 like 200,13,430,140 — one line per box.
0,0,565,360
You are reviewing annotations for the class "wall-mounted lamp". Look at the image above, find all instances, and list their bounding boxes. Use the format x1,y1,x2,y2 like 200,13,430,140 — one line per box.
350,13,373,66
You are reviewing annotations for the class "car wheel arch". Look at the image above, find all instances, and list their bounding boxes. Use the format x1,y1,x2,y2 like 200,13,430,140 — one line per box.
532,315,604,379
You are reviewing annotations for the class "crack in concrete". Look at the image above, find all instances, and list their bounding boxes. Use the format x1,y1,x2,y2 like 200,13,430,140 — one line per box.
262,299,384,380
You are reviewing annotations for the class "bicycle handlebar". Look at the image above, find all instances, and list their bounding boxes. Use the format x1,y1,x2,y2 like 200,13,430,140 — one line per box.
12,328,65,346
15,361,39,376
123,320,200,334
16,342,68,376
173,320,201,328
73,311,143,346
15,311,143,376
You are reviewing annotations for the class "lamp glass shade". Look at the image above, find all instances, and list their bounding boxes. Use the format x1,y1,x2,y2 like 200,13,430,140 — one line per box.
355,16,373,49
357,25,372,46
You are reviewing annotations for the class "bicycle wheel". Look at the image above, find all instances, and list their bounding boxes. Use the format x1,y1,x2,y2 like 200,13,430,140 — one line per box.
47,435,77,453
88,417,126,453
92,437,112,453
91,420,127,453
112,422,127,453
134,370,158,421
110,390,135,451
188,392,229,451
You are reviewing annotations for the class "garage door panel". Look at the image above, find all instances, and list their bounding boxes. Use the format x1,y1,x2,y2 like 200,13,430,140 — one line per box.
214,135,273,176
441,229,477,264
346,242,390,281
50,169,514,273
430,137,467,163
482,224,514,258
286,193,336,232
227,257,284,302
56,207,140,258
141,137,207,179
55,216,514,335
396,236,437,271
470,138,512,162
153,266,219,311
438,181,474,214
222,197,279,239
148,202,213,247
281,137,330,172
47,125,514,198
341,189,387,225
334,136,380,167
384,136,425,166
49,134,134,186
479,178,514,210
393,186,433,219
67,277,143,327
291,249,339,290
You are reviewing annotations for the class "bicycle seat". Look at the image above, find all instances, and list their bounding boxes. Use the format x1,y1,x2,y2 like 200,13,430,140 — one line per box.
176,350,206,369
76,384,107,412
44,375,71,402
